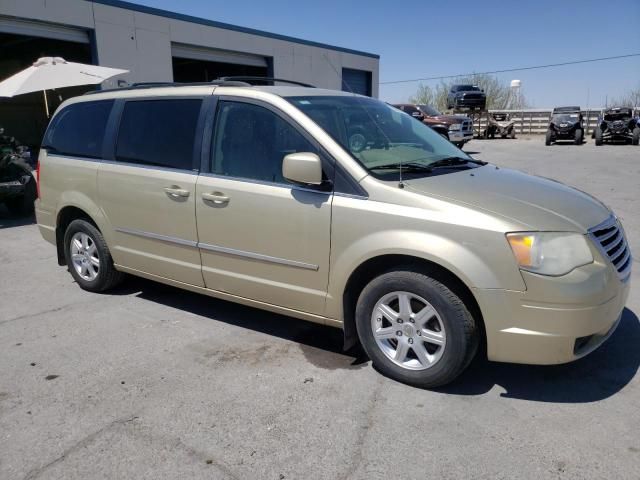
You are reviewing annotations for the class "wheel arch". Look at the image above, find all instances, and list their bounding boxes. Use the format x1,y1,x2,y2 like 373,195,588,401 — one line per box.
341,254,486,355
55,204,101,266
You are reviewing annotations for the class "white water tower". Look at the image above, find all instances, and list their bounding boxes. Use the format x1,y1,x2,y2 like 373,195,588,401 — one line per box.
510,79,522,109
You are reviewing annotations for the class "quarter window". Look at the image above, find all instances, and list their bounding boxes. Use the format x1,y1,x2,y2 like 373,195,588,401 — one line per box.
211,101,318,183
116,99,202,170
44,100,114,158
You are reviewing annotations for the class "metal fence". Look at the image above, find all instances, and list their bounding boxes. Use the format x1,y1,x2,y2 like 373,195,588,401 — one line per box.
473,109,604,135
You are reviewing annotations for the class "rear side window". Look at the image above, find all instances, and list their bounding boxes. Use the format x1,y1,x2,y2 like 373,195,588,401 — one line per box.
44,100,114,158
116,99,202,170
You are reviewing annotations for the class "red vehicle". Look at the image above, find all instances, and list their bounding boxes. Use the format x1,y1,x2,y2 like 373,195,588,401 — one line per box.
393,104,474,148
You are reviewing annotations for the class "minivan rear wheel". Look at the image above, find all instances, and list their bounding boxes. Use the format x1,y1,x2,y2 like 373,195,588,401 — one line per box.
64,219,124,292
355,270,478,388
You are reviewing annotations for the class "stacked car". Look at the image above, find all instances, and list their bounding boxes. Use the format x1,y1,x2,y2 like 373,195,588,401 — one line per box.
446,85,487,111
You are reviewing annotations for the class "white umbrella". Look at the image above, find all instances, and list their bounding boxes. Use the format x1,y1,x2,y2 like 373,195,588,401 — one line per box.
0,57,128,117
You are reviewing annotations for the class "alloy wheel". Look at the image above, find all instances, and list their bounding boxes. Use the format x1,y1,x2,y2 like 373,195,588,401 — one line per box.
370,291,446,370
70,232,100,281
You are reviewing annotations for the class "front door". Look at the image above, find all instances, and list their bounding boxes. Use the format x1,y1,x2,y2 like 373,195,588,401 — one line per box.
98,97,205,286
195,98,332,314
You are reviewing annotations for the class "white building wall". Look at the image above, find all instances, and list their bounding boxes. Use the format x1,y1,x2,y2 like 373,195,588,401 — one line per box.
0,0,379,95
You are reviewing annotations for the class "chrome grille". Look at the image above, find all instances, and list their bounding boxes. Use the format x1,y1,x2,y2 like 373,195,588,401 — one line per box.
589,216,632,281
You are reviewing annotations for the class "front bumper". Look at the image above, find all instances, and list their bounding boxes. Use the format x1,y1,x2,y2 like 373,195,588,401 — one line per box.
449,130,473,142
474,259,630,365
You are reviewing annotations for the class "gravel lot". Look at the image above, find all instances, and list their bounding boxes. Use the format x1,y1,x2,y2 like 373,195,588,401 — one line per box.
1,138,639,480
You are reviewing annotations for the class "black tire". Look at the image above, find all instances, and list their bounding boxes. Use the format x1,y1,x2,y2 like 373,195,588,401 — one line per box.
355,270,479,388
595,127,603,146
574,128,583,145
632,127,640,146
545,129,553,146
63,219,124,292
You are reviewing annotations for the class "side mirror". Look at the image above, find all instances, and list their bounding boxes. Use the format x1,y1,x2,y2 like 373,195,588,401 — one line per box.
283,152,323,186
411,111,423,118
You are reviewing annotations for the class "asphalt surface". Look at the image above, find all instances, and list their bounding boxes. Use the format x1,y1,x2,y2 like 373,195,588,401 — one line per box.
1,138,639,480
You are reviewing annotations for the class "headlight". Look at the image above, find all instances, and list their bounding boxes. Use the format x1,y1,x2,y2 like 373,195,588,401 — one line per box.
506,232,593,276
449,124,462,131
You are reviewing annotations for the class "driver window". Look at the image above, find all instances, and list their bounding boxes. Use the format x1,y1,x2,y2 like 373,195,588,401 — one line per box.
211,101,318,184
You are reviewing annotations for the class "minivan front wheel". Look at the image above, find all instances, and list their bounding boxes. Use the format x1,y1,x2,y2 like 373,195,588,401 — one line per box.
64,219,124,292
355,271,478,388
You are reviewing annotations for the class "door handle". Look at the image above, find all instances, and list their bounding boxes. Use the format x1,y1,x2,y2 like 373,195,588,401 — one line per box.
202,192,230,205
164,186,190,198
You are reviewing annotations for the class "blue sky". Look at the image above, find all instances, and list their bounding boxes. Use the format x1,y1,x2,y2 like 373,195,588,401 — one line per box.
134,0,639,108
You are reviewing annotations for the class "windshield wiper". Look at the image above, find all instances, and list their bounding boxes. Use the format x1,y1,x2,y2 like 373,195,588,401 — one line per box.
428,156,487,168
371,162,435,171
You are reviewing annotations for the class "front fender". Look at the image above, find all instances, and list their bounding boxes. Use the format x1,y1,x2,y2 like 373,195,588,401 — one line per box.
326,228,526,320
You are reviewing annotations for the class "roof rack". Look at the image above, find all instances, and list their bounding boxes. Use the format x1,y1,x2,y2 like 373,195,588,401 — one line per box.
84,79,253,95
83,76,313,96
217,76,316,87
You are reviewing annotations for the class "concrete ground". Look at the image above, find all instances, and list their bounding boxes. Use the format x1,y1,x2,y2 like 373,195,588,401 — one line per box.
1,138,639,480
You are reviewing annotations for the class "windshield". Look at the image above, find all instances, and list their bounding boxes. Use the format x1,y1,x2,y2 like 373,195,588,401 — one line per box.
418,105,441,116
287,95,472,177
604,110,631,121
551,113,579,123
456,85,480,92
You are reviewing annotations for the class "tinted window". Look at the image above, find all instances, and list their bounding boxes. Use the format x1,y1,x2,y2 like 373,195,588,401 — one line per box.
212,101,317,183
44,100,113,158
116,99,202,170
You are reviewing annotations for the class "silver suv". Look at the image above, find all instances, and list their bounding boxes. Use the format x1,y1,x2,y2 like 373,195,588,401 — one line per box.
35,81,631,387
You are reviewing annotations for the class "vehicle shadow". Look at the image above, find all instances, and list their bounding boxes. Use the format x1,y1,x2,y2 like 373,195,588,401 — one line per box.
0,205,35,229
114,277,638,402
114,277,368,369
438,307,639,403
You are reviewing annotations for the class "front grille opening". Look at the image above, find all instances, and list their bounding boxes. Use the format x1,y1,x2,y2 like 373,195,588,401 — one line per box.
590,217,632,281
574,335,594,355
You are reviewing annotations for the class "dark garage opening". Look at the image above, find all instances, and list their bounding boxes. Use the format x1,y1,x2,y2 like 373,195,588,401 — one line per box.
0,32,92,150
342,68,372,97
172,57,268,83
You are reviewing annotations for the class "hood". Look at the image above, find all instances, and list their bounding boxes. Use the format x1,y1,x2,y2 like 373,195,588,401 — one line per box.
428,115,468,125
402,165,611,232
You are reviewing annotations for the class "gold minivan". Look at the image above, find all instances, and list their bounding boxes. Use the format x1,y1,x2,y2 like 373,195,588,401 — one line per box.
35,80,631,387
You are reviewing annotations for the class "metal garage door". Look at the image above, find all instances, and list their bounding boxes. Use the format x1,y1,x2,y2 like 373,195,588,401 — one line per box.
0,17,89,43
342,68,372,96
171,43,267,68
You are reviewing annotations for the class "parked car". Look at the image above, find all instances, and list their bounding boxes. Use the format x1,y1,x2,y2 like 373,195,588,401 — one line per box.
0,127,36,216
484,112,516,139
35,80,630,388
545,106,584,146
446,85,487,111
392,103,474,148
594,107,639,145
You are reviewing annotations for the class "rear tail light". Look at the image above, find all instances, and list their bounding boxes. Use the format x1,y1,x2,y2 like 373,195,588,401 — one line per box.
35,158,40,198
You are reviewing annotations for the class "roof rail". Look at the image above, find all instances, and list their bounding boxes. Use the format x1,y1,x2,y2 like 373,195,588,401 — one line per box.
84,79,251,95
217,76,316,88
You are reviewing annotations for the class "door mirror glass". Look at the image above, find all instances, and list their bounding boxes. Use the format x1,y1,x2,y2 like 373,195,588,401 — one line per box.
411,111,423,118
282,152,323,185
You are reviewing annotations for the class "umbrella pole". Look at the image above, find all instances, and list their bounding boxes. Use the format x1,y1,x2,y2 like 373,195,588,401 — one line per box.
43,90,50,118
